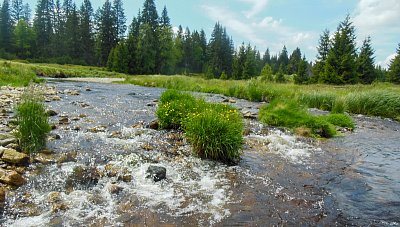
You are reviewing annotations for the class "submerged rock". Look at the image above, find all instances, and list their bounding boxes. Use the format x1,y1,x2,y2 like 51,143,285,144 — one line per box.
146,165,166,182
0,187,6,208
106,183,123,194
46,109,58,117
0,168,26,186
1,149,29,166
65,166,101,190
147,120,159,130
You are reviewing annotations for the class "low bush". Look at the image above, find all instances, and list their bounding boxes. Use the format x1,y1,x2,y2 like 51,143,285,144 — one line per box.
14,86,51,153
156,90,243,163
259,99,336,138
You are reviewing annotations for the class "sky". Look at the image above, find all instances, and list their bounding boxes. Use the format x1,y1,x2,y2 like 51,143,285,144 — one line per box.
25,0,400,68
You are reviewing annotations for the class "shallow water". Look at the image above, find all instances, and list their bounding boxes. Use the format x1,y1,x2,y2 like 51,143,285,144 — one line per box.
1,80,399,226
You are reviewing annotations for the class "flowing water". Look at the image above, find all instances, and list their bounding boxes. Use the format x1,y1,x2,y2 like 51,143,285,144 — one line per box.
1,80,399,226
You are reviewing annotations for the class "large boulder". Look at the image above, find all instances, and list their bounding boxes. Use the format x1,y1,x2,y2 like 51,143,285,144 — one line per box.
65,166,101,190
146,165,166,182
1,149,29,166
0,168,26,186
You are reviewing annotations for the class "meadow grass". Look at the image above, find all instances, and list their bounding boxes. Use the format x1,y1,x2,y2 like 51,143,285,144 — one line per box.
157,90,243,163
0,61,43,86
14,86,51,153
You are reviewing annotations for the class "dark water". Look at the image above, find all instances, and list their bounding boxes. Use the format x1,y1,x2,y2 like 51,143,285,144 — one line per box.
1,80,399,226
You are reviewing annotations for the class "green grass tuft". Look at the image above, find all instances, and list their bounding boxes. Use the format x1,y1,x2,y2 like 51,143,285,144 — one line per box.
322,114,355,129
14,86,51,153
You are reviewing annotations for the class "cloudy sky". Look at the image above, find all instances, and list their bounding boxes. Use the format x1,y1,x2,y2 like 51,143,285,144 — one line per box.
26,0,400,67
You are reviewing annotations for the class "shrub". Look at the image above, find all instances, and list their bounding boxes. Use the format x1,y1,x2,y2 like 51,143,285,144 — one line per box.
14,86,51,153
184,103,243,164
259,99,336,138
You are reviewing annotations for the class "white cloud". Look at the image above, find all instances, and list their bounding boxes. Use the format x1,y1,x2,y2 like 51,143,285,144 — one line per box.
238,0,269,18
377,53,396,68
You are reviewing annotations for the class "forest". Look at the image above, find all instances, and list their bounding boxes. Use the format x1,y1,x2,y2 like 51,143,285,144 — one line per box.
0,0,399,84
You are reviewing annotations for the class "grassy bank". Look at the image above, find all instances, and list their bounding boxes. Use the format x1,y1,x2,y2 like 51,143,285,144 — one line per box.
0,61,43,86
124,75,400,121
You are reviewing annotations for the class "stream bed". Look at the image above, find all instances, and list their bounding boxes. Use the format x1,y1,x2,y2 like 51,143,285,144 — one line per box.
1,80,399,226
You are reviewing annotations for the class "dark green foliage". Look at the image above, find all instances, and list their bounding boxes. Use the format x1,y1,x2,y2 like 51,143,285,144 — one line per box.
95,0,117,66
14,87,51,153
321,15,358,84
259,99,337,138
0,0,13,52
112,0,126,41
33,0,54,58
79,0,95,65
13,19,35,58
357,36,376,84
298,92,336,111
388,43,400,84
294,57,308,84
288,47,302,75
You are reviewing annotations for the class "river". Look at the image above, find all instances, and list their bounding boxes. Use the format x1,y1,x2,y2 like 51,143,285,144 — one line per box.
1,80,399,226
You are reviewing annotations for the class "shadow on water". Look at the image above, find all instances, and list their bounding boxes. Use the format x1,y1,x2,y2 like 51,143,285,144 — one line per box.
1,80,399,226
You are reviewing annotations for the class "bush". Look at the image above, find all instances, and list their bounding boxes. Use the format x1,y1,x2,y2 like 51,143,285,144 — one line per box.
157,90,243,163
259,99,337,138
14,86,51,153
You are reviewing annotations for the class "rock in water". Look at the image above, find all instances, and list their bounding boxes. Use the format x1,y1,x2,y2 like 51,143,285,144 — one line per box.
1,149,29,166
146,165,166,182
0,168,26,186
65,166,101,190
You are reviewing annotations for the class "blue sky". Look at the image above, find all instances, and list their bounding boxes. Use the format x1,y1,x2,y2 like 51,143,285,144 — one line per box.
26,0,400,68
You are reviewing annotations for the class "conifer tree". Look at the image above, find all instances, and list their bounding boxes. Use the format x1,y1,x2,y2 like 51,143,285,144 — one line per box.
158,6,175,74
138,0,158,73
33,0,54,58
357,36,376,84
388,43,400,84
243,44,257,79
79,0,95,64
64,3,80,60
287,47,302,75
13,16,34,58
312,29,330,83
278,45,289,74
95,0,117,66
0,0,13,52
294,56,308,84
11,0,23,23
113,0,126,41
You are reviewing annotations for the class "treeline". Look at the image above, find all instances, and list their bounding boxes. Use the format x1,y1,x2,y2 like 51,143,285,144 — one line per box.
0,0,399,84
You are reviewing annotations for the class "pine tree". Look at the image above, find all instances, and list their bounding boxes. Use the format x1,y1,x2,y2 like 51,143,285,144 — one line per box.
11,0,23,23
79,0,95,64
260,64,273,82
357,36,376,84
158,6,175,74
287,47,302,75
113,0,126,41
262,48,271,66
388,43,400,84
294,56,308,84
243,44,257,79
0,0,13,52
322,15,358,84
33,0,54,58
278,45,289,74
64,3,80,60
21,2,29,21
95,0,117,66
126,15,140,74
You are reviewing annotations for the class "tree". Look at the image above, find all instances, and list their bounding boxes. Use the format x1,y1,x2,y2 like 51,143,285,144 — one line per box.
11,0,23,23
95,0,117,66
357,36,376,84
388,43,400,84
157,6,175,74
312,29,330,83
277,45,289,74
287,47,302,75
243,44,257,79
126,15,140,74
0,0,13,52
113,0,126,41
21,2,29,21
322,15,358,84
79,0,95,64
64,3,80,60
294,56,308,84
260,64,273,82
33,0,54,58
13,18,35,58
262,48,271,66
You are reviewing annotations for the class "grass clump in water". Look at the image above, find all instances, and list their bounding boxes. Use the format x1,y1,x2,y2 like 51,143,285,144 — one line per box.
184,103,243,164
14,86,51,153
157,90,243,164
259,99,337,138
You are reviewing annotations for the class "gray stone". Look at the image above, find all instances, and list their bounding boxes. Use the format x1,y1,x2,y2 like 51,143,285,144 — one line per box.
146,165,166,182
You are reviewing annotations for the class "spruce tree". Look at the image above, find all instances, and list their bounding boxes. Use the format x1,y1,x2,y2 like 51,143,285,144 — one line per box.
126,15,140,74
388,43,400,84
11,0,23,23
33,0,54,58
21,2,29,21
322,15,358,84
64,3,79,60
312,29,330,83
13,17,34,58
0,0,13,52
113,0,126,41
158,6,175,74
294,56,308,84
79,0,95,64
243,44,257,79
357,36,376,84
95,0,117,66
287,47,302,75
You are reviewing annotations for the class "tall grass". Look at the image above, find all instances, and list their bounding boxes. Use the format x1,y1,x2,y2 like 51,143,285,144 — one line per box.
14,86,51,153
0,61,42,86
157,90,243,163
